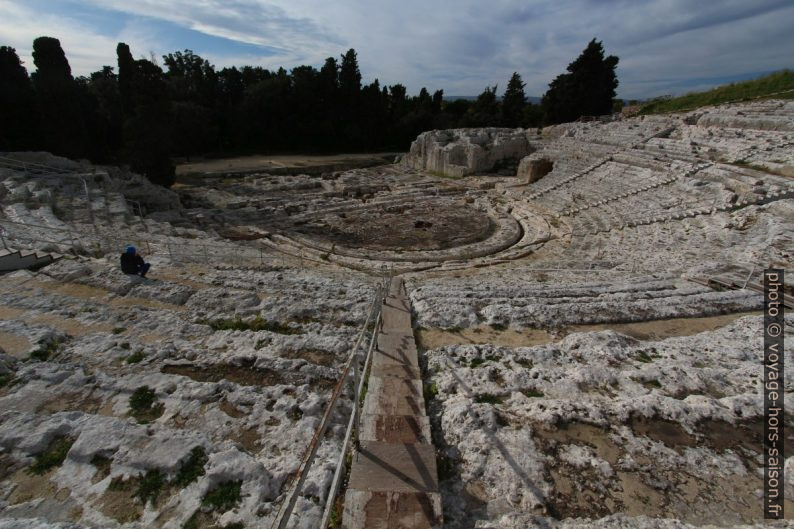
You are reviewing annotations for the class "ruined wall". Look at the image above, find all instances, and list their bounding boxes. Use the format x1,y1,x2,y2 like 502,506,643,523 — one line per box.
402,128,537,177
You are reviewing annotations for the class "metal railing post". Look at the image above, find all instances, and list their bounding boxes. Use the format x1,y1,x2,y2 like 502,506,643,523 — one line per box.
742,264,755,290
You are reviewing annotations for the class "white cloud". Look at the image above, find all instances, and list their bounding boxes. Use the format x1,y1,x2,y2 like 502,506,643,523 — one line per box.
1,0,791,98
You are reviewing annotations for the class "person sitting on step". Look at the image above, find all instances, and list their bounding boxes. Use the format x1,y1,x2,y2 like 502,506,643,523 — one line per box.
120,245,150,278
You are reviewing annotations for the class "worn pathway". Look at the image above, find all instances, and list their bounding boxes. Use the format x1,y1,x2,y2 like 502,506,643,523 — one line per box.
343,277,442,529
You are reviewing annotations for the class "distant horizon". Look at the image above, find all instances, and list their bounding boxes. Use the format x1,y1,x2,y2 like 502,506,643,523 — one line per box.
2,0,793,100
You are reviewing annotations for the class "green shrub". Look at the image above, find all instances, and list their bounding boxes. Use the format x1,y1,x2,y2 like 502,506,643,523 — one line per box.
206,316,299,335
30,340,60,361
202,480,242,511
174,446,208,487
0,374,13,388
423,382,438,402
130,386,156,413
474,393,504,405
521,388,544,398
129,386,164,423
135,469,164,506
468,358,487,368
635,351,654,363
29,436,74,475
126,351,145,364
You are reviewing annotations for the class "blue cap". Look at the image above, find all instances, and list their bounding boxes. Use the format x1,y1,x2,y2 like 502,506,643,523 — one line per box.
126,246,136,254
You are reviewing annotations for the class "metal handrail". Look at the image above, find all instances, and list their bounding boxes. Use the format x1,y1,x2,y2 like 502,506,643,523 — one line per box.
269,281,384,529
318,269,390,528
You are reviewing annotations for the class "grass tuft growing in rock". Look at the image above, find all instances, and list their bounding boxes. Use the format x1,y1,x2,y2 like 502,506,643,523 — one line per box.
202,480,242,512
521,388,544,398
29,340,61,361
174,446,208,487
29,436,74,475
423,382,438,402
474,393,504,405
129,386,165,423
205,315,299,335
126,350,145,364
0,373,14,388
135,469,164,506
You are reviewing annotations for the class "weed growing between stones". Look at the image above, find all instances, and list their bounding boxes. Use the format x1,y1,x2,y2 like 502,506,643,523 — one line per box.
514,358,533,368
29,436,74,474
135,469,164,506
126,350,145,364
202,480,242,511
474,393,504,405
521,388,544,398
129,385,165,423
204,315,300,335
29,339,61,361
424,382,438,402
174,446,208,487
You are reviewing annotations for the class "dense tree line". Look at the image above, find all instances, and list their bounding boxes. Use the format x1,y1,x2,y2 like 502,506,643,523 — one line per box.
0,37,618,186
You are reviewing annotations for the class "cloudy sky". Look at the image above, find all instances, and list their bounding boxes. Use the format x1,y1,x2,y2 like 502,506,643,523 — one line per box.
2,0,792,99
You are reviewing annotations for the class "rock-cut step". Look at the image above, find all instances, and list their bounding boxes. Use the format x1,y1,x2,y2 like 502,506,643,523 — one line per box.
0,248,62,272
343,277,442,529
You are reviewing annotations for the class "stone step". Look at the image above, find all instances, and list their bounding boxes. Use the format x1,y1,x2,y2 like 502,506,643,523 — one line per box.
362,376,425,416
343,490,443,529
344,277,441,529
358,415,432,444
374,334,419,366
348,441,438,493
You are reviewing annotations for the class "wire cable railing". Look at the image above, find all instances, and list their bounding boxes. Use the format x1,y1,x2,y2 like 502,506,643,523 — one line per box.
270,266,391,529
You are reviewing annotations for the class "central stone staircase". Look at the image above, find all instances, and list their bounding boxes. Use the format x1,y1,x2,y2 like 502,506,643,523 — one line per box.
343,277,442,529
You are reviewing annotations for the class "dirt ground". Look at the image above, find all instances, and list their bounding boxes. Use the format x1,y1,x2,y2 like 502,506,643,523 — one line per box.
416,311,762,350
176,153,397,176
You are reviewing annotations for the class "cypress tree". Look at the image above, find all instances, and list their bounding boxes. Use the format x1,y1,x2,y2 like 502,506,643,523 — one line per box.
542,39,619,124
0,46,40,149
502,72,527,127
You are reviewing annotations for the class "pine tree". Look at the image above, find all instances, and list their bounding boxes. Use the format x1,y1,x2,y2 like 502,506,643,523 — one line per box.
502,72,526,127
542,39,619,124
0,46,40,149
116,42,135,116
31,36,87,157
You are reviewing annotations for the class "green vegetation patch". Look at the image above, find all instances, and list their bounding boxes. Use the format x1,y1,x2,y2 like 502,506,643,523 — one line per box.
126,350,145,364
474,393,504,405
640,70,794,115
174,446,208,487
29,339,61,361
634,348,660,363
135,469,165,506
514,358,533,369
129,386,165,423
204,315,299,335
0,373,14,388
423,382,438,402
521,388,544,398
465,354,500,368
202,480,242,512
29,436,74,475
